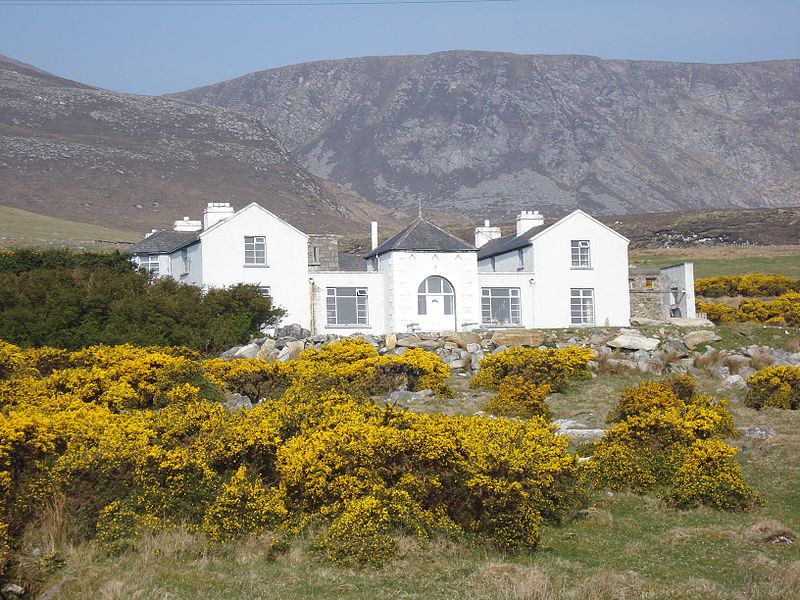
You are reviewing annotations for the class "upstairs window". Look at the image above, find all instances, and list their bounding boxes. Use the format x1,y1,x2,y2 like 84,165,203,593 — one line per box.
570,288,595,325
327,287,368,326
244,235,267,265
310,245,321,265
517,249,525,271
571,240,591,268
139,255,160,276
481,288,521,326
257,286,271,298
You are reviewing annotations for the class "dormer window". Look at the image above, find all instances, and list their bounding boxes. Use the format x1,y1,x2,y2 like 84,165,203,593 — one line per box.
571,240,591,268
244,236,267,266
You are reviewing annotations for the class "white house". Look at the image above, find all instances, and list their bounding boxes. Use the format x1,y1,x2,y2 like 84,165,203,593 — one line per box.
129,202,639,334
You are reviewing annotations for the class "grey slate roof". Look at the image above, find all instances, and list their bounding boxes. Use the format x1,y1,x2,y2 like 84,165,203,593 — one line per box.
365,217,476,258
476,223,553,260
128,231,199,255
337,253,368,272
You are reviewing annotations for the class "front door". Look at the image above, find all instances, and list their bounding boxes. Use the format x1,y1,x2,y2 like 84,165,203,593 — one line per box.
416,275,456,331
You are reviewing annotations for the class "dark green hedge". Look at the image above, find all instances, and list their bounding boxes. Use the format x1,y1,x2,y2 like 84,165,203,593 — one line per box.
0,249,283,353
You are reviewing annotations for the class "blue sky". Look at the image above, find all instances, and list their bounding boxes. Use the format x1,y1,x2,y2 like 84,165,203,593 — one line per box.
1,0,798,95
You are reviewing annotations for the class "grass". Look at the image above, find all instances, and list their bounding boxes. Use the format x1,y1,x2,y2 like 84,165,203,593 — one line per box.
0,205,136,246
630,245,800,278
28,368,800,600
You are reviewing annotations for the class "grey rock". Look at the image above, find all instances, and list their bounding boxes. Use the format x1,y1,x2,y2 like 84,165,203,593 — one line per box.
721,374,746,389
396,335,440,349
557,429,606,442
491,329,546,347
553,418,591,429
2,584,25,598
683,329,722,349
223,392,253,411
233,343,261,359
446,331,482,348
607,333,660,351
738,426,777,440
663,338,690,358
277,340,305,362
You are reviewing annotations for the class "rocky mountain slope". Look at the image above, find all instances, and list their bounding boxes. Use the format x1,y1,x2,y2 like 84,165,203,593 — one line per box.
173,51,800,219
0,55,378,234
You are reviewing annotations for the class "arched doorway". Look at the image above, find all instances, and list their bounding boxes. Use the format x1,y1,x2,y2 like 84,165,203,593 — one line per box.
417,275,456,331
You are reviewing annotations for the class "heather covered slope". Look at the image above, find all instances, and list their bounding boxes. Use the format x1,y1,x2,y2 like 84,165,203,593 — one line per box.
174,51,800,219
0,55,374,235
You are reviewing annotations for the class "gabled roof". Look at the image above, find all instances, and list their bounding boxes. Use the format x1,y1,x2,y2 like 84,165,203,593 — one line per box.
129,231,199,255
200,202,309,239
477,210,629,261
477,222,553,260
365,217,476,258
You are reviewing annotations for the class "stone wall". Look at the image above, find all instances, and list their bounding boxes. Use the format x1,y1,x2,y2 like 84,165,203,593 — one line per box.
629,268,667,320
308,234,340,272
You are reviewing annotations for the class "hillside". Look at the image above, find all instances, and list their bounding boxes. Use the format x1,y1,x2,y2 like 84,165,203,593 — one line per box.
0,55,381,235
173,51,800,219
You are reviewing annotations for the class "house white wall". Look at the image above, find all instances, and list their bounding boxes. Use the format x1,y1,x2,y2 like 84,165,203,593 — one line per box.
169,242,202,284
530,212,630,327
381,251,480,332
476,272,536,327
198,204,310,328
478,246,533,273
661,263,696,319
310,272,386,335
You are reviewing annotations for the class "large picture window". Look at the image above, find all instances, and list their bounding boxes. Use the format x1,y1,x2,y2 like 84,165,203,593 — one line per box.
326,287,368,326
570,288,595,325
481,287,521,325
139,255,160,276
570,240,591,268
244,235,267,265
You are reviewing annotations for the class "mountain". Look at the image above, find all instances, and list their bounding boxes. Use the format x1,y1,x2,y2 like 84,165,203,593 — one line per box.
173,51,800,219
0,54,384,235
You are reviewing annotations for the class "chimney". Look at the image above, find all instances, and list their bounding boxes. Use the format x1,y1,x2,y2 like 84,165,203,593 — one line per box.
203,202,235,229
173,216,202,232
371,221,378,250
474,219,502,248
516,210,544,237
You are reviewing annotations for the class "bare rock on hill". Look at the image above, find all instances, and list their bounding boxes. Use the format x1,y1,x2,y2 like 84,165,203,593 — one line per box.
683,330,722,349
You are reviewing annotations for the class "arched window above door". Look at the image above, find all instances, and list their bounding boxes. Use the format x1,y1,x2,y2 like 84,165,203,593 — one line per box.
417,276,454,315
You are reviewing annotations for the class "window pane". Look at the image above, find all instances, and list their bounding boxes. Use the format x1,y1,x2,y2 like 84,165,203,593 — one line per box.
428,277,442,293
492,297,510,323
442,279,454,293
444,295,453,315
418,295,426,315
338,297,357,324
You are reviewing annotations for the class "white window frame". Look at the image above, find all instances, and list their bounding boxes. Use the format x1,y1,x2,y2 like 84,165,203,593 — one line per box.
481,287,521,326
417,276,455,316
570,240,591,269
517,249,525,271
310,245,321,266
244,235,267,266
570,288,595,325
257,285,271,298
139,255,160,276
180,249,189,276
326,287,368,326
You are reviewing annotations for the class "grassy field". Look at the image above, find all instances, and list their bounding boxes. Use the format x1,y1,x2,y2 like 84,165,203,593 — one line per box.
36,364,800,600
630,245,800,278
0,205,136,246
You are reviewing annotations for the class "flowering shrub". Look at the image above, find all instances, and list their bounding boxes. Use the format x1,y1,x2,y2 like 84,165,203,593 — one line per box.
0,339,578,572
664,439,760,510
584,377,753,510
695,274,800,298
698,292,800,326
746,366,800,410
471,346,593,392
483,375,552,420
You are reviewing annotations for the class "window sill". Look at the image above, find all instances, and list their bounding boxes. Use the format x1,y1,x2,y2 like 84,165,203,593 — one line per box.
482,323,524,329
326,324,371,329
243,264,269,268
570,266,593,270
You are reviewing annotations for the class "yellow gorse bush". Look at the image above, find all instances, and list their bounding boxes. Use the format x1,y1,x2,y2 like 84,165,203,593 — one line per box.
471,346,593,392
483,375,552,420
746,365,800,410
698,292,800,326
0,338,580,571
695,274,800,298
584,376,756,510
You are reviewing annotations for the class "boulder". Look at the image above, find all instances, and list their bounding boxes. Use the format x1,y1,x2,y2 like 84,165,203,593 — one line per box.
385,333,397,350
387,389,435,403
683,330,722,349
223,392,253,411
606,332,660,351
630,317,666,326
663,338,690,358
233,343,261,359
669,317,715,328
396,335,440,349
556,428,606,442
277,340,305,362
738,426,777,440
1,584,25,598
275,323,311,339
721,374,746,389
446,331,482,349
491,329,545,347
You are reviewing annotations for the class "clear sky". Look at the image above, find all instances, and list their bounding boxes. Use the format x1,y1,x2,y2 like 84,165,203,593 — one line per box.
1,0,798,96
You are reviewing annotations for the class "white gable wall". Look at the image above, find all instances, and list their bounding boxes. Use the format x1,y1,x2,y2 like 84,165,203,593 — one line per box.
476,272,536,327
168,243,202,285
531,212,630,327
198,204,310,328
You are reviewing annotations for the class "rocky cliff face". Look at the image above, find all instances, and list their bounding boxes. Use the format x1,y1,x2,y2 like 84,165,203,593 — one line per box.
0,55,363,234
173,51,800,219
